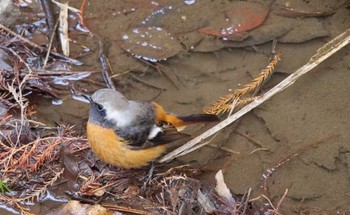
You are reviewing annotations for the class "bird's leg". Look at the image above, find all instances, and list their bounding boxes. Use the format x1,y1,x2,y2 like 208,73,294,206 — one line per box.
142,162,155,186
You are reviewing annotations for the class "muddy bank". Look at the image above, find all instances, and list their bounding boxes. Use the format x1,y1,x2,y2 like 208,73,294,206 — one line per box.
0,0,350,214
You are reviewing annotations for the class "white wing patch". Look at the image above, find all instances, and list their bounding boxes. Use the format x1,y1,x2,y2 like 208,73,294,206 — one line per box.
148,125,163,139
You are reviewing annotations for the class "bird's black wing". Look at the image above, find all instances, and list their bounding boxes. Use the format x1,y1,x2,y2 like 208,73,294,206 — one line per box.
113,101,190,149
127,126,191,150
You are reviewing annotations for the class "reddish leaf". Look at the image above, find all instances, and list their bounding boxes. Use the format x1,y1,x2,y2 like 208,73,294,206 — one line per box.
198,2,268,39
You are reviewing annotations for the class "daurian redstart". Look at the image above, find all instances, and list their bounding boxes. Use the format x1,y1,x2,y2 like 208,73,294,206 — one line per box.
85,88,219,168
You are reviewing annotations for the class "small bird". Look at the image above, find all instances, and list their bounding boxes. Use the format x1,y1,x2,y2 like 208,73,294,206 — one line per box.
85,88,219,168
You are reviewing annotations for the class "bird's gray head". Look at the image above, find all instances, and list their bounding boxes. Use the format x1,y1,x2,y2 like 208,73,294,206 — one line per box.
91,88,128,110
87,88,130,128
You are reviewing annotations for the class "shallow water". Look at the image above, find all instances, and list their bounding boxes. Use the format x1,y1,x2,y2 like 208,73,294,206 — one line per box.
6,0,350,214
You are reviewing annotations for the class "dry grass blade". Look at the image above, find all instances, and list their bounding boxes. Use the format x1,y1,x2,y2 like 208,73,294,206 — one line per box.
58,2,69,57
160,28,350,163
0,194,33,215
249,188,288,215
6,48,32,126
43,17,59,68
204,53,281,115
102,204,151,215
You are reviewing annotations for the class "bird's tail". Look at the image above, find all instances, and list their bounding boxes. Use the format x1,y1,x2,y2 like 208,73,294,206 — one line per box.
164,113,220,128
152,102,219,128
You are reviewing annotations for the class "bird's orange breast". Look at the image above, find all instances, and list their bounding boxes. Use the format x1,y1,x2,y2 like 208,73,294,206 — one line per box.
86,122,166,168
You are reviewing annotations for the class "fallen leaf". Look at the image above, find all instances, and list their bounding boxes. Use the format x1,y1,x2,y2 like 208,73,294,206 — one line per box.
118,26,183,62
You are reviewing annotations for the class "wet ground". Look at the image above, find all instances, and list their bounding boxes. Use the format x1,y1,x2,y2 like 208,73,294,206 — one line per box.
5,0,350,214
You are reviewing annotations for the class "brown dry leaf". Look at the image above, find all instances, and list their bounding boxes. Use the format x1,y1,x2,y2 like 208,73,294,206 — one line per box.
198,2,268,40
60,147,80,180
141,0,217,33
52,200,117,215
273,0,346,17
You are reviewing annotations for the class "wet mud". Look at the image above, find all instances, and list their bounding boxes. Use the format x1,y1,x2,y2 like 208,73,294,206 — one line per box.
2,0,350,214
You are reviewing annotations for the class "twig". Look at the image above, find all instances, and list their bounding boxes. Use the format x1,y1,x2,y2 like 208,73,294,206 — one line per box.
249,194,277,211
275,188,288,212
0,24,82,65
234,131,264,148
160,28,350,163
6,48,32,144
32,70,98,75
205,144,240,155
99,41,116,89
242,187,252,215
43,17,60,68
247,147,269,155
102,204,150,215
40,0,58,48
249,188,288,215
79,0,88,25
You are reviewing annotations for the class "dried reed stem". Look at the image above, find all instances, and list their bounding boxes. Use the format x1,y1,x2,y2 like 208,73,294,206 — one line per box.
160,28,350,163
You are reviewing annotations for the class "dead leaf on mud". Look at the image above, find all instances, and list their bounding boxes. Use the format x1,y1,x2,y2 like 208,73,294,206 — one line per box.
198,2,268,41
141,1,217,33
193,13,330,52
60,147,80,180
272,0,347,17
118,26,183,62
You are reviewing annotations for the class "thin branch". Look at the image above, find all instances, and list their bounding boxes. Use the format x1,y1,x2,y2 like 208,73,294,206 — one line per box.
43,17,60,68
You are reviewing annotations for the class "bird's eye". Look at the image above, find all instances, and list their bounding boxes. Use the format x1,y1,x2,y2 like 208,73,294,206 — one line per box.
96,104,104,112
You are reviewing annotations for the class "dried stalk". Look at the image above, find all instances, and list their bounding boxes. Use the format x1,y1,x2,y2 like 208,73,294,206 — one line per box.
249,188,289,215
43,17,60,68
58,2,70,57
160,28,350,163
204,53,281,115
102,204,150,215
7,48,32,125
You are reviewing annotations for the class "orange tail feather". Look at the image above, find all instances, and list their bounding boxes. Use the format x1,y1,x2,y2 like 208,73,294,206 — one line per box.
153,102,220,127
